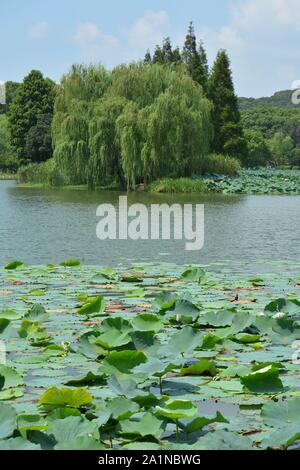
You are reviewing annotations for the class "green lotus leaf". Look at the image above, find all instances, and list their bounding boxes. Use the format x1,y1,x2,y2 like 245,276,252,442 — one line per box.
240,365,284,393
17,413,47,432
0,437,40,450
95,317,133,349
64,371,106,386
195,429,253,450
0,309,23,320
47,415,98,443
152,292,176,312
181,267,206,283
0,318,10,334
200,310,235,327
183,411,229,434
77,296,105,317
106,397,140,420
131,314,163,332
119,413,164,439
100,350,148,376
55,436,104,450
4,260,24,270
25,304,49,322
39,386,93,410
156,399,197,420
264,298,300,316
0,403,17,439
234,333,261,343
169,299,200,322
180,359,217,377
0,365,24,389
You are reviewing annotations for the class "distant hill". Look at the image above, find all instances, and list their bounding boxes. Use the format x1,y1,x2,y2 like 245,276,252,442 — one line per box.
238,90,299,110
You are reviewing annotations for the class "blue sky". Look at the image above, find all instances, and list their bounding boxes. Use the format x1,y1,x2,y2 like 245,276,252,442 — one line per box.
0,0,299,97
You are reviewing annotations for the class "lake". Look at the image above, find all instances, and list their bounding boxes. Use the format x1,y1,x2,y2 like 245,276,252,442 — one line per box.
0,180,299,269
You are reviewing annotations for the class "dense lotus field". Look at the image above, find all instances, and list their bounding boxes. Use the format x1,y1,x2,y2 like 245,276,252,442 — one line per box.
1,259,300,450
201,168,300,194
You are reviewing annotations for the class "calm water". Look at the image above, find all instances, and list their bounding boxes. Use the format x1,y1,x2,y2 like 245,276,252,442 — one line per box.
0,180,299,267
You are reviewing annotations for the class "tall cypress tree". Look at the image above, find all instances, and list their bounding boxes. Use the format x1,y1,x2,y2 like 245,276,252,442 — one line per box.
182,22,208,92
144,50,152,64
208,50,248,161
151,38,181,65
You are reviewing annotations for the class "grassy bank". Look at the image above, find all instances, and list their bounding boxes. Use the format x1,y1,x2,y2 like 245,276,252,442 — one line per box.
149,178,209,194
0,260,300,450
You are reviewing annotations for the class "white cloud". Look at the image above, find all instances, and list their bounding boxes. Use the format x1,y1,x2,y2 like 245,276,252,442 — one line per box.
232,0,300,30
74,22,119,60
126,10,169,48
199,0,300,97
28,21,49,39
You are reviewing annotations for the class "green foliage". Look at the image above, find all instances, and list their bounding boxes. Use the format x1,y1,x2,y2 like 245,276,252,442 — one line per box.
0,81,21,114
208,50,248,162
200,153,241,175
202,168,300,194
150,37,182,65
0,115,17,171
18,158,64,186
239,89,299,110
149,177,208,193
244,129,271,167
8,70,55,163
1,261,300,449
241,106,300,166
182,22,208,93
25,113,52,162
51,63,213,189
267,131,294,165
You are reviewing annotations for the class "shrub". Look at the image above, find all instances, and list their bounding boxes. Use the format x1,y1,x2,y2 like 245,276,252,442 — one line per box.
200,153,241,175
18,158,65,186
149,177,208,193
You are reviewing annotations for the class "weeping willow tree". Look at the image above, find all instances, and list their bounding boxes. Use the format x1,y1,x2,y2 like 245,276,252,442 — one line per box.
52,65,111,185
52,62,213,189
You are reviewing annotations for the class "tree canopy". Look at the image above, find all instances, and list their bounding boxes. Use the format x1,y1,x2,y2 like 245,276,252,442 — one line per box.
208,50,248,162
52,63,213,189
8,70,55,163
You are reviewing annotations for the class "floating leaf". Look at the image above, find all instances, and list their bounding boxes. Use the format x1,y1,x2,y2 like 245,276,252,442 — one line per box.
152,292,176,312
77,296,105,317
183,412,229,434
106,397,140,420
0,365,24,389
0,403,17,439
181,267,205,283
47,415,97,443
119,413,164,439
39,387,93,410
156,399,197,420
4,261,24,270
240,365,284,393
131,314,163,332
180,359,217,377
265,298,300,316
101,350,147,376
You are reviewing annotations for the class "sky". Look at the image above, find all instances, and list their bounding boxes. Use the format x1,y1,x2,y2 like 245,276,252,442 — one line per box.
0,0,299,97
